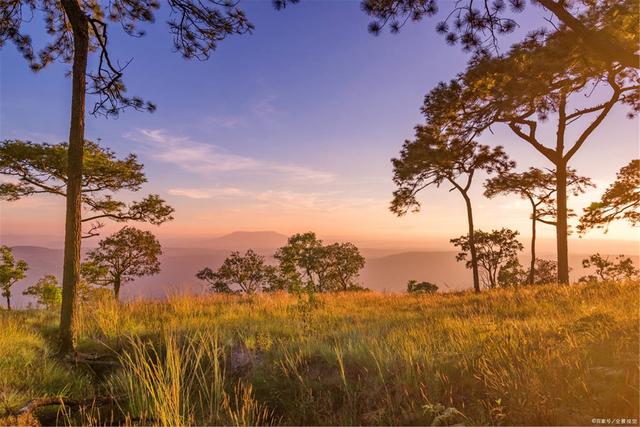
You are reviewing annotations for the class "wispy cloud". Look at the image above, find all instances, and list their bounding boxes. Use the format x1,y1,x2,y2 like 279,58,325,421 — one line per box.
167,186,380,211
126,129,335,183
168,186,318,208
168,187,247,199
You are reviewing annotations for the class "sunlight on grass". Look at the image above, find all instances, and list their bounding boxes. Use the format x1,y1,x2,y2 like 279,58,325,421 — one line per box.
1,281,638,425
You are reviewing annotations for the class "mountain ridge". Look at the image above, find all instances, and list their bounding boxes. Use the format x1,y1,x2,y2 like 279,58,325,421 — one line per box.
7,244,638,309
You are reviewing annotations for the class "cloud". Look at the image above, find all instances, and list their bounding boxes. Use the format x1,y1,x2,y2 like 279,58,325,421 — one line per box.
168,187,247,199
167,186,380,211
167,186,318,208
254,190,319,209
126,129,334,183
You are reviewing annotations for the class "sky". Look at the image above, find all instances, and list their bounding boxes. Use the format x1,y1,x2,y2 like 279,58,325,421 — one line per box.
1,0,639,254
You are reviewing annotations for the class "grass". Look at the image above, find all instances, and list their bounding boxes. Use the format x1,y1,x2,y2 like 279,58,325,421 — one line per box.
0,280,638,426
0,310,92,426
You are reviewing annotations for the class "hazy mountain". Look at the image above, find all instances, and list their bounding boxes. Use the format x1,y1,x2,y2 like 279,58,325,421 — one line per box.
205,231,288,250
6,244,639,309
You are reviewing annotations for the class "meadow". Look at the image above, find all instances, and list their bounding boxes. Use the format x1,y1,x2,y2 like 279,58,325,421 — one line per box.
1,281,638,426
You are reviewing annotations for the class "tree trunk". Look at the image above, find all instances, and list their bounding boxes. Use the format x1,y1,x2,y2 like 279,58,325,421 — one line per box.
59,0,89,355
462,193,481,292
5,296,10,311
529,205,537,286
555,164,570,284
114,278,121,301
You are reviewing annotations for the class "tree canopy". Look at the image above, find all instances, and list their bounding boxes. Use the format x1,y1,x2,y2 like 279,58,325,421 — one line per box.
23,275,62,309
275,232,327,292
417,10,639,154
324,243,366,291
274,233,366,293
406,280,438,294
451,228,523,288
83,226,162,300
0,140,174,237
0,246,28,310
0,0,254,116
361,0,639,69
197,250,279,294
498,258,558,286
391,130,513,216
578,159,640,233
579,253,639,283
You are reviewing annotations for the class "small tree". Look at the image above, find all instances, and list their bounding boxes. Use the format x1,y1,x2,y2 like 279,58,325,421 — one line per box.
84,227,162,301
578,159,640,233
407,280,438,294
274,233,366,292
0,246,29,310
391,129,513,292
23,275,62,309
579,254,639,283
451,228,523,289
499,258,559,286
0,140,174,238
325,242,366,291
274,232,328,292
530,259,560,285
485,167,592,284
196,249,278,294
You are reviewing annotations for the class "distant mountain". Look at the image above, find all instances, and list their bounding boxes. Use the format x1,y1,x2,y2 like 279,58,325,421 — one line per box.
6,245,639,308
206,231,288,250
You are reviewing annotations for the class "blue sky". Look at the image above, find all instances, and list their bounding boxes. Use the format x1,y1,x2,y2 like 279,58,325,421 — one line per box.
1,1,638,253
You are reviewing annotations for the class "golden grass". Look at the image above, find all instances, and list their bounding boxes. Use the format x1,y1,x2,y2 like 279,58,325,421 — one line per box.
1,280,638,426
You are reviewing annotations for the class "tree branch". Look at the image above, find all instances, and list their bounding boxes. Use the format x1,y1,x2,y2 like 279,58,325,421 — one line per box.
507,121,556,162
564,72,621,161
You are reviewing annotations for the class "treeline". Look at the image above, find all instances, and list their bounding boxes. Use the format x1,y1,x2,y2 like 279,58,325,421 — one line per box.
196,232,366,294
0,231,368,309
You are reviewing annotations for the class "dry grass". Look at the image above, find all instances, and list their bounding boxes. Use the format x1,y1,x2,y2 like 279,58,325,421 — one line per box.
1,280,638,425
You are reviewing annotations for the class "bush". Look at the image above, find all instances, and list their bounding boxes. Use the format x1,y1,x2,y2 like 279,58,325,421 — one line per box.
406,280,438,294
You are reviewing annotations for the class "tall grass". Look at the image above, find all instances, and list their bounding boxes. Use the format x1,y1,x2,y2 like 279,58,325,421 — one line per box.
0,310,92,424
110,330,274,426
2,280,638,426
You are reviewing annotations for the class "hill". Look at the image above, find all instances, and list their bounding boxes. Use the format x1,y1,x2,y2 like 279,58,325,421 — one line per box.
205,231,289,250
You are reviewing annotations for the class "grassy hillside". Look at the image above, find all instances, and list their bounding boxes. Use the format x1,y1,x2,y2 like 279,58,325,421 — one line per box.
1,281,638,426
